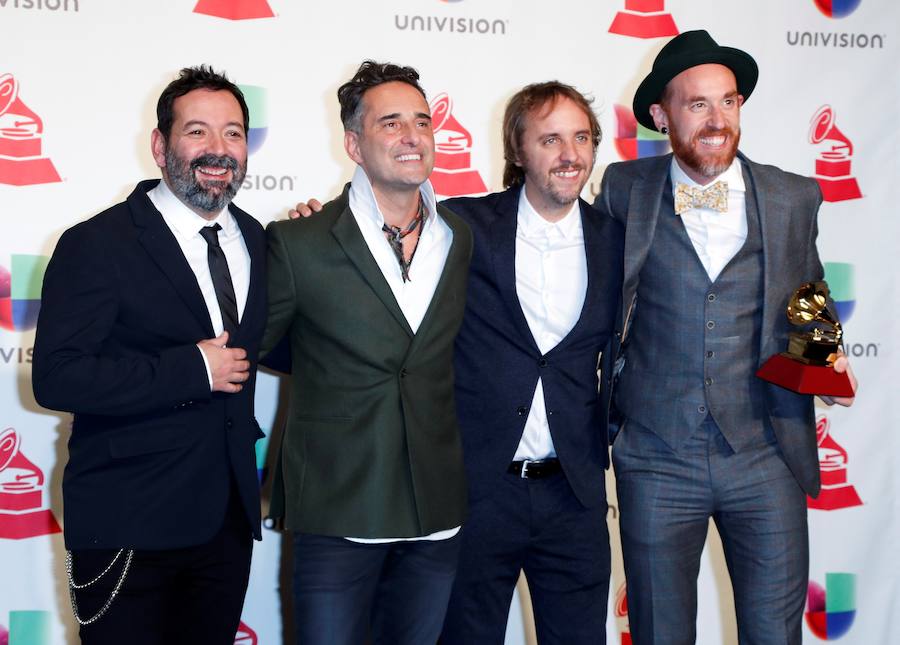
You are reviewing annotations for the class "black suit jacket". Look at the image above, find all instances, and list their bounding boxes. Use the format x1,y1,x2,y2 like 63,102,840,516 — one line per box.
32,179,267,550
444,186,624,508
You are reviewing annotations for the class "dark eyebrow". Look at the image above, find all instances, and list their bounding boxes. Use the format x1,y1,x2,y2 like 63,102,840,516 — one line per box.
377,112,432,123
182,119,245,131
686,90,739,103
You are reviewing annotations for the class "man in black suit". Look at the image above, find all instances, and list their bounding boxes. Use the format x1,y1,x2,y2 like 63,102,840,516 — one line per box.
32,66,266,645
439,83,623,644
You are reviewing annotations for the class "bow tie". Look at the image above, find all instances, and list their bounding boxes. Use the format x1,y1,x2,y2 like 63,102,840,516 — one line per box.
674,180,729,215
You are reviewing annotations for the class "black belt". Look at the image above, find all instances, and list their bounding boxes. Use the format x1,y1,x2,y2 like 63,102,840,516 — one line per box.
507,458,561,479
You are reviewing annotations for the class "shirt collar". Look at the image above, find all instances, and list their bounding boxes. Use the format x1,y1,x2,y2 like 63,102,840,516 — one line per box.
670,156,745,193
517,186,581,239
147,178,235,241
348,165,439,233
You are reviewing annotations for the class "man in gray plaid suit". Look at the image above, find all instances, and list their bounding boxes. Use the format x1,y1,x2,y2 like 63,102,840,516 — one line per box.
594,29,857,645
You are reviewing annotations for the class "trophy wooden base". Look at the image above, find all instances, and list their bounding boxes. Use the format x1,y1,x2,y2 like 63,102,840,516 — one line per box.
756,353,854,397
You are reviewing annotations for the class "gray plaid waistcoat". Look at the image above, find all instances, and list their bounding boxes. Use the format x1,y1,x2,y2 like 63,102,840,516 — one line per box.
616,177,769,451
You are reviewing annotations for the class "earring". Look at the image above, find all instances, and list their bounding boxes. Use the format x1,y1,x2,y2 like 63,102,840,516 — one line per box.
660,126,669,135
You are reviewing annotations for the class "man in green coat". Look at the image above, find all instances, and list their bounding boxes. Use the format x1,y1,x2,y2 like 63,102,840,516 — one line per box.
261,61,472,645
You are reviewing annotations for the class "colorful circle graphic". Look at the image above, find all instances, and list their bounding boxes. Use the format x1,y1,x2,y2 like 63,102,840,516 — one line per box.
814,0,863,19
806,573,856,640
0,255,48,332
239,85,268,155
613,104,670,161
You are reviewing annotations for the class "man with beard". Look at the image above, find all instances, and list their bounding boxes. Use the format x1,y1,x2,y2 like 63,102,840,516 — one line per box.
439,82,623,645
594,30,857,644
291,81,624,644
33,66,266,644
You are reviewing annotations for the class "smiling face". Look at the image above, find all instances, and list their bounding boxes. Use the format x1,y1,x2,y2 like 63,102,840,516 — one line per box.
650,63,742,185
151,88,248,218
516,96,595,222
344,81,435,203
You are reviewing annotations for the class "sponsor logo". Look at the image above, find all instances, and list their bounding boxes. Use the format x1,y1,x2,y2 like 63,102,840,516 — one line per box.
0,611,52,645
394,1,508,36
806,573,856,640
608,0,678,39
193,0,274,20
813,0,862,19
822,261,878,358
255,431,269,485
238,85,268,155
808,415,862,511
234,621,258,645
0,74,61,186
429,93,487,197
614,582,632,644
809,105,862,202
0,427,62,540
0,0,79,11
824,262,854,322
0,254,47,333
613,104,670,160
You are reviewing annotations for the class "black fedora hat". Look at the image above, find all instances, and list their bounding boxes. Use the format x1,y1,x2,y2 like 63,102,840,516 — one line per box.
632,29,758,131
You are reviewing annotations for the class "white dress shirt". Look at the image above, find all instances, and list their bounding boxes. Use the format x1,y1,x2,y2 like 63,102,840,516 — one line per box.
670,158,747,282
148,180,251,387
345,165,458,543
513,190,588,461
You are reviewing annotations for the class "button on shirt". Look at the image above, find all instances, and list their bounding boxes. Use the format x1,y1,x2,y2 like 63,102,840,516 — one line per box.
148,180,251,386
345,165,457,543
671,158,747,282
513,190,587,461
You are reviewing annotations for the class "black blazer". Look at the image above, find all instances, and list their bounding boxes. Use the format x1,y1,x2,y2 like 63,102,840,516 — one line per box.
32,179,267,550
444,186,624,508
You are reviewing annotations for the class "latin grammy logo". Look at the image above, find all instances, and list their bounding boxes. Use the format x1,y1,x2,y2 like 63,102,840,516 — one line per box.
193,0,274,20
808,415,862,511
0,427,62,540
234,621,258,644
429,93,488,197
614,582,632,645
809,105,862,202
0,74,61,187
608,0,679,39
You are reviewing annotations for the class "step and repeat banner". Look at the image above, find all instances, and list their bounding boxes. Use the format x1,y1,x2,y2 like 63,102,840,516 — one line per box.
1,0,897,643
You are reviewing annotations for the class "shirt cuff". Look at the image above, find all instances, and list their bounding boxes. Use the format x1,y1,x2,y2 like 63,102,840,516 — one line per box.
196,344,213,390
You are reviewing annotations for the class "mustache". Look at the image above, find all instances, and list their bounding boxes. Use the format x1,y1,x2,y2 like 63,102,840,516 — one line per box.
696,126,736,138
189,153,240,173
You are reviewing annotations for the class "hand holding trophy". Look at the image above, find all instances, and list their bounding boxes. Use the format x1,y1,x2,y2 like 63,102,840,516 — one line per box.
756,281,855,397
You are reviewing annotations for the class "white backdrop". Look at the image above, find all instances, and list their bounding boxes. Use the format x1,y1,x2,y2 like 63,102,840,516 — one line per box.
1,1,897,643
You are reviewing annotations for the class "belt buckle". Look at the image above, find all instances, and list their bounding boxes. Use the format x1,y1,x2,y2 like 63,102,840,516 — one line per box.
520,460,531,479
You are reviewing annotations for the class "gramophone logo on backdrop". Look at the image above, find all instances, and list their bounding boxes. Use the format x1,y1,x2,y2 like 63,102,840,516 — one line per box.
614,104,670,160
0,427,62,540
807,414,862,511
614,582,632,644
0,610,52,645
806,573,856,640
193,0,274,20
608,0,678,39
808,105,862,202
234,620,258,644
0,74,61,187
429,93,487,197
0,254,48,333
813,0,862,19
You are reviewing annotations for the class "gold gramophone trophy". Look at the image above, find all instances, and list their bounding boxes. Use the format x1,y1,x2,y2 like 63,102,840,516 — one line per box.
756,281,854,397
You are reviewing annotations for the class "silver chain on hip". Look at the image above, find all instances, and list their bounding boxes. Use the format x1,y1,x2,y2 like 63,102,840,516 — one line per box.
65,548,134,626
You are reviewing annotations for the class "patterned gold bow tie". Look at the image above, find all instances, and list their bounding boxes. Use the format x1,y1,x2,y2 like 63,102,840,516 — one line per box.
674,180,729,215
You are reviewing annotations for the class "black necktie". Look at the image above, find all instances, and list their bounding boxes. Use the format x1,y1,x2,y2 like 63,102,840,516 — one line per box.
198,224,239,338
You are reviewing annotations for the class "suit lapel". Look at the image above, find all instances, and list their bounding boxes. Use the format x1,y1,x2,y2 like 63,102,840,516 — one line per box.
739,154,780,362
404,207,467,358
489,186,540,353
231,205,264,344
128,181,215,336
331,203,414,337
